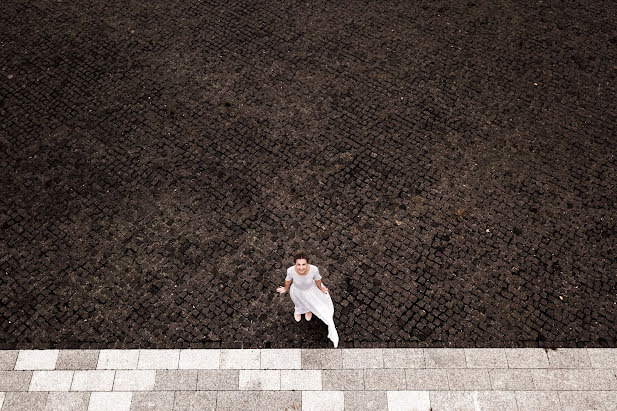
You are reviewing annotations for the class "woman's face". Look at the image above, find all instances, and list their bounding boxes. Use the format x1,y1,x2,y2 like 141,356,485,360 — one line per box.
295,259,308,274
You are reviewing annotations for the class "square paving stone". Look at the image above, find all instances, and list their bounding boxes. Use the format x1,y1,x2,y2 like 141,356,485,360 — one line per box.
515,391,561,411
261,349,301,369
364,369,406,391
70,370,114,391
343,391,387,411
0,351,18,370
238,370,280,390
15,350,58,370
587,349,617,368
302,391,344,411
88,392,132,411
130,391,174,411
301,349,342,369
343,349,383,369
505,349,549,368
29,371,73,391
464,349,507,368
0,371,32,391
386,391,430,411
405,369,449,390
44,392,90,411
179,349,220,369
196,370,239,390
1,392,48,411
489,369,535,390
98,350,139,370
216,391,301,411
114,370,156,391
56,350,99,370
322,369,364,390
423,349,465,369
155,370,197,390
383,349,424,369
280,369,321,390
173,391,216,411
547,348,591,368
220,350,260,369
447,369,491,390
429,391,474,410
138,350,180,370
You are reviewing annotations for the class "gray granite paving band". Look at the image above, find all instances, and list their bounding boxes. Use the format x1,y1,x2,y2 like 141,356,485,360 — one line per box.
1,349,617,409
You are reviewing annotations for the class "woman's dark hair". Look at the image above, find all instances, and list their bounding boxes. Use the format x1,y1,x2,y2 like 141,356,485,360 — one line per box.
294,253,309,263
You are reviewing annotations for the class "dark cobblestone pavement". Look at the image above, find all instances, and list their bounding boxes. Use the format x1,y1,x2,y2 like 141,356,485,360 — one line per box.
1,0,616,349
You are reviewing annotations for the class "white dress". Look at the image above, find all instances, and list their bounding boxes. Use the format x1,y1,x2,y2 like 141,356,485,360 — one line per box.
286,265,339,348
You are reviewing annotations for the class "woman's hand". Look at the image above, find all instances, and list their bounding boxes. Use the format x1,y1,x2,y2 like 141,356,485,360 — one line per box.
320,286,329,294
276,286,287,294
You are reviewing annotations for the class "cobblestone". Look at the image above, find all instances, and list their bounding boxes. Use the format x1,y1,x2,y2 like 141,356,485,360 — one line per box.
1,0,616,350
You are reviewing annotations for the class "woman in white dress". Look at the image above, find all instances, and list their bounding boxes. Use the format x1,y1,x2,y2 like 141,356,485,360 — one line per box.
276,253,339,348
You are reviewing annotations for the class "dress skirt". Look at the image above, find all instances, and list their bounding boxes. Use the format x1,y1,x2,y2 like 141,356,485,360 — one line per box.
290,283,339,348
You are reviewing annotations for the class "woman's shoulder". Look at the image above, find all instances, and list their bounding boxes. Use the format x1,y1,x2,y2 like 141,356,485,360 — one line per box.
287,266,295,273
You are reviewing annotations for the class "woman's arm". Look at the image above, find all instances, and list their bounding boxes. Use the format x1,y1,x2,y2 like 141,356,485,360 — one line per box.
276,280,291,294
315,279,328,294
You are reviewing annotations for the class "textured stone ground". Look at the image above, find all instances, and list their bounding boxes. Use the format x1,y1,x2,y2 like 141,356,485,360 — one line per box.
1,348,617,410
1,0,616,348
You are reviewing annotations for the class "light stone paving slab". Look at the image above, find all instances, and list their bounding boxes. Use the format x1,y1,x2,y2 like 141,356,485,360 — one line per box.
239,370,280,390
386,391,430,411
280,370,321,391
531,368,617,390
220,349,260,369
343,349,383,369
154,370,197,391
261,349,301,369
138,350,180,370
0,392,4,409
15,350,58,370
406,369,449,390
113,370,156,391
424,349,466,369
0,371,32,391
429,390,474,410
588,348,617,368
173,391,217,411
343,391,387,411
0,351,18,370
71,370,114,391
88,391,132,411
464,348,507,368
322,369,364,391
364,369,406,391
29,371,73,391
45,392,90,411
302,390,344,411
505,348,549,368
515,391,562,411
216,390,301,411
130,391,174,411
56,350,99,370
301,349,342,369
179,349,220,369
383,349,424,369
97,350,139,370
476,391,518,410
2,391,48,411
446,369,491,390
196,370,238,390
489,369,535,390
559,391,617,411
547,348,591,368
